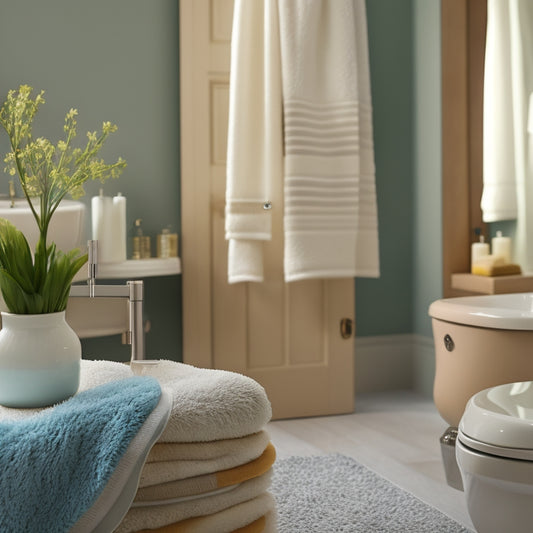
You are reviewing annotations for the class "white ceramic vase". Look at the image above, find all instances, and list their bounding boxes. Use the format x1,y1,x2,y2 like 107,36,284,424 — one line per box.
0,311,81,408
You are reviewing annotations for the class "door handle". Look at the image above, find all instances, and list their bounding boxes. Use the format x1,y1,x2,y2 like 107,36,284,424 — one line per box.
340,318,354,339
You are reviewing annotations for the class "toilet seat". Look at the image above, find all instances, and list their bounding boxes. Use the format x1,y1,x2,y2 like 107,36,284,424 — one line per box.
458,381,533,461
456,381,533,533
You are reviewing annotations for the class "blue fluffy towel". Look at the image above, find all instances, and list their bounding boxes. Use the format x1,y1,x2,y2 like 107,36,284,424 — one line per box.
0,376,168,533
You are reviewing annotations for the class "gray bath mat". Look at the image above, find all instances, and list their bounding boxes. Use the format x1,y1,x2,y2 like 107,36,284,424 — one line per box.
271,454,471,532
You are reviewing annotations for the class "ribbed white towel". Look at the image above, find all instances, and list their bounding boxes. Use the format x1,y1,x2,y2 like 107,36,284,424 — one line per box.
225,0,380,283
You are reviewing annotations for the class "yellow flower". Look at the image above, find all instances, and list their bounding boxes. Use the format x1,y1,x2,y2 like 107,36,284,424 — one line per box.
102,121,118,134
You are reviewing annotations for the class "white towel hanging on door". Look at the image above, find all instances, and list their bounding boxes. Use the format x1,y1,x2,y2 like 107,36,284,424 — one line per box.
225,0,380,283
225,0,283,283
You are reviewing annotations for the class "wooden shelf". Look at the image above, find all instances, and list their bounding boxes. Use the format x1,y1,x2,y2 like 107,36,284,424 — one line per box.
73,257,181,281
451,272,533,294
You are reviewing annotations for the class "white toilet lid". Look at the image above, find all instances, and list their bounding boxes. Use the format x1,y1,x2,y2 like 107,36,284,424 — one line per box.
459,381,533,460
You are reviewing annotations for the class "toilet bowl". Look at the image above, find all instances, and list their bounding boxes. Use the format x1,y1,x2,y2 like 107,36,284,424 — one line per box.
456,381,533,533
429,293,533,490
429,293,533,428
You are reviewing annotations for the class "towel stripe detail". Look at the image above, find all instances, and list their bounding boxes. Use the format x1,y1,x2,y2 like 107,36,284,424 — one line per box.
284,99,373,156
281,98,379,278
284,170,377,232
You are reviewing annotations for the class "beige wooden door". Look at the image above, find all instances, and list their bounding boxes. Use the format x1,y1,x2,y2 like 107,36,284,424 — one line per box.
180,0,355,419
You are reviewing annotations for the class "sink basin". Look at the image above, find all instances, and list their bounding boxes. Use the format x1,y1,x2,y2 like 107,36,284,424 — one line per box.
0,198,86,253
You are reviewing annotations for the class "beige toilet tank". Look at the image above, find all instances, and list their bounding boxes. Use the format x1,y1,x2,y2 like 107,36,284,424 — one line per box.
430,293,533,428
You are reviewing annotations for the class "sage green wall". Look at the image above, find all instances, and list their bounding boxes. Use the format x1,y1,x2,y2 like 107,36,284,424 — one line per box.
356,0,414,336
0,0,181,362
413,0,442,339
360,0,441,396
412,0,442,395
0,0,442,366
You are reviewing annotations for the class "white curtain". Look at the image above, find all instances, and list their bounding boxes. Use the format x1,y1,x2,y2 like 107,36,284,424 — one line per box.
482,0,533,270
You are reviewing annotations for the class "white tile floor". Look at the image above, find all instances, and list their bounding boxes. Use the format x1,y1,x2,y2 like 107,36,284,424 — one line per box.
266,390,475,531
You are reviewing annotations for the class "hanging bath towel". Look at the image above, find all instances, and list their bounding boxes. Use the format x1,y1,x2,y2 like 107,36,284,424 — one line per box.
225,0,283,283
225,0,380,283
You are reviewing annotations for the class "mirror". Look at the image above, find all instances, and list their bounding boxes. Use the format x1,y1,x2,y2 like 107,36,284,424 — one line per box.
443,0,533,297
481,0,533,272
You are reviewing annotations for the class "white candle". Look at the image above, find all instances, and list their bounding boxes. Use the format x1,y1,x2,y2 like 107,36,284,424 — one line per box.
111,193,127,262
91,190,114,262
491,231,511,263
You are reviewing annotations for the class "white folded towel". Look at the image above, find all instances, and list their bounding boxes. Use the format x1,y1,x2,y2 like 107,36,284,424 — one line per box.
115,470,273,532
126,500,277,533
147,430,270,463
132,359,272,442
137,504,277,533
139,432,271,488
135,442,275,503
123,495,276,533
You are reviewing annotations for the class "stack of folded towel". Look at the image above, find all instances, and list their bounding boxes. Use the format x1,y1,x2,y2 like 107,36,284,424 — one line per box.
114,360,276,533
0,359,276,533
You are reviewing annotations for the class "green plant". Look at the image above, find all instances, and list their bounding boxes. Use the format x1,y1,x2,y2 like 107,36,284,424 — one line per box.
0,85,126,314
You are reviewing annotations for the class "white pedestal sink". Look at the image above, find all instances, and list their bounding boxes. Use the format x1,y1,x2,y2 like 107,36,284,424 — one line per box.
0,198,86,252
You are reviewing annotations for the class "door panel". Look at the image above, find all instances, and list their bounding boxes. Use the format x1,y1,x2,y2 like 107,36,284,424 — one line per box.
180,0,355,419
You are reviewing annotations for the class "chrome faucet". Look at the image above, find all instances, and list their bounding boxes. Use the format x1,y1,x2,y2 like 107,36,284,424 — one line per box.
69,240,145,361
